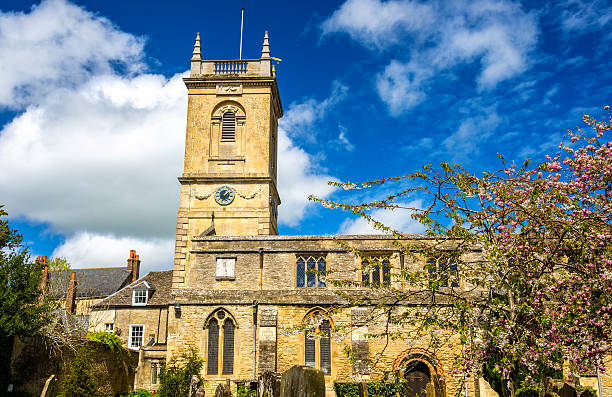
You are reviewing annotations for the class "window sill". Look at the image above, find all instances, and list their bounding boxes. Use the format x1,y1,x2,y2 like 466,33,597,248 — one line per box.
216,276,235,281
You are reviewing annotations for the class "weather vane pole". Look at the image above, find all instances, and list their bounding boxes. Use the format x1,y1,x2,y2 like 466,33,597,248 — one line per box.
239,8,245,60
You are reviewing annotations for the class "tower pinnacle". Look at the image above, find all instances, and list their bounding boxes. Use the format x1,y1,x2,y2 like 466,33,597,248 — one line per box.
261,31,270,59
192,32,202,61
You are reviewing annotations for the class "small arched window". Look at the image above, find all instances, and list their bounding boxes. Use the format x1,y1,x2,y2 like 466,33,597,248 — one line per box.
206,309,236,375
221,112,236,141
304,311,332,375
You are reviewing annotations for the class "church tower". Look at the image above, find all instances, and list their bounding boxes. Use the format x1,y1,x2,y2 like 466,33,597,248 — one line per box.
173,32,282,284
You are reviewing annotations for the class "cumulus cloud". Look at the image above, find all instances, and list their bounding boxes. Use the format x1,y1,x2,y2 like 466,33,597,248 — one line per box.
0,0,144,108
321,0,434,49
323,0,538,112
0,0,339,269
52,232,173,274
0,72,187,238
338,200,425,234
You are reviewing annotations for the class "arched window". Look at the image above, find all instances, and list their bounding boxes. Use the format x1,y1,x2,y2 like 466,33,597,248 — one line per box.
304,311,332,374
361,257,391,286
296,256,326,288
221,112,236,141
206,309,236,375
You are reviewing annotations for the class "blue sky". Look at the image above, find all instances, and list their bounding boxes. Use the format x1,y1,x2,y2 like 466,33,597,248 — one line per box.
0,0,610,274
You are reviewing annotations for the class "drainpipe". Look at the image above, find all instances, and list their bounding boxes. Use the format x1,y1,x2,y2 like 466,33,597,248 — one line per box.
252,300,259,381
259,248,264,290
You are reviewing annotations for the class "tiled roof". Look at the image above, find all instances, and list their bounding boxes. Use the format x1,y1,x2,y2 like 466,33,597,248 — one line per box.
48,268,132,299
93,270,173,307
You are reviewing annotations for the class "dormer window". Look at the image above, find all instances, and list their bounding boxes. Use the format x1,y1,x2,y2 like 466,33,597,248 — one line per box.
132,289,148,305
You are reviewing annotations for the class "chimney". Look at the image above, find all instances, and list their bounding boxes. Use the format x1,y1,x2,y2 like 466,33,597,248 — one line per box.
65,271,77,314
127,250,141,282
36,255,48,268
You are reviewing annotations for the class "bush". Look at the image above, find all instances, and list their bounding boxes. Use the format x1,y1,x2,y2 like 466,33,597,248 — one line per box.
235,382,256,397
87,331,128,357
60,346,99,397
516,388,539,397
157,347,204,397
334,381,408,397
115,390,153,397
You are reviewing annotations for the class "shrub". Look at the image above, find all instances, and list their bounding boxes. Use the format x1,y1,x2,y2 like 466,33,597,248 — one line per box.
235,382,256,397
115,390,153,397
60,346,99,397
157,347,204,397
87,331,128,357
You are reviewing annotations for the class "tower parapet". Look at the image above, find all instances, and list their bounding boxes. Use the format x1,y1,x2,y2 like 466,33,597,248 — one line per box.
189,31,274,78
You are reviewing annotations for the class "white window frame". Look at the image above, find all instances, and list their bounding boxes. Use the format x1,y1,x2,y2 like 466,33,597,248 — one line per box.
104,323,114,333
129,324,145,349
132,289,148,306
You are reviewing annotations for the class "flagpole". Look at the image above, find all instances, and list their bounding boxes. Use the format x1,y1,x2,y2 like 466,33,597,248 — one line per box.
239,8,245,60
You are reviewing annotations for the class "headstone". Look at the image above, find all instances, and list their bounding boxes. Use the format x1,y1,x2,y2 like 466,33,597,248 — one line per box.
190,375,205,397
280,365,325,397
558,383,577,397
215,383,231,397
258,371,281,397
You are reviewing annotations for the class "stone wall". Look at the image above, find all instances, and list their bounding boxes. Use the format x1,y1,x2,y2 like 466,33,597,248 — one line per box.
10,337,138,396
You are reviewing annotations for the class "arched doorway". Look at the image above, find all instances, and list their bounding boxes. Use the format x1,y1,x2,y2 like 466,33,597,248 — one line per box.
404,360,431,397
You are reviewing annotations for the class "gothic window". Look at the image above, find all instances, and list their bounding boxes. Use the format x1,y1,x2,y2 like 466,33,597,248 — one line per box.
361,258,391,286
206,309,236,375
304,311,332,375
221,111,236,141
428,259,459,288
296,256,326,288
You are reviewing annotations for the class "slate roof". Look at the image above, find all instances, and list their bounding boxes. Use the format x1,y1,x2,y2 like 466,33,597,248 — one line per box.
48,268,132,299
93,270,173,308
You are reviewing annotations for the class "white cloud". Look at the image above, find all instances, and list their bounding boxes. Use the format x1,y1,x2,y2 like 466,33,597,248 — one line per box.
442,108,501,161
323,0,538,112
555,0,612,36
0,0,144,108
339,200,425,234
321,0,434,49
375,60,431,116
280,81,348,140
52,232,173,275
0,72,187,238
336,125,355,152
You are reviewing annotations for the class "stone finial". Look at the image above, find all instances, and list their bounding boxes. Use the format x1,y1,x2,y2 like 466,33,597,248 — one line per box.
192,32,202,61
261,31,271,59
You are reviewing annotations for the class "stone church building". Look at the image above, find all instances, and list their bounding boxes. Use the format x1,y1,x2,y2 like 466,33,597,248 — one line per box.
89,31,608,397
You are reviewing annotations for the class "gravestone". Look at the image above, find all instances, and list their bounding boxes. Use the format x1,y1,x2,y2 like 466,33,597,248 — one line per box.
189,375,205,397
258,370,281,397
214,382,231,397
280,365,324,397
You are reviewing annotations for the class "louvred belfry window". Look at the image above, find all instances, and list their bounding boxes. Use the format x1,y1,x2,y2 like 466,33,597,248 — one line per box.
304,311,332,375
206,309,236,376
221,112,236,141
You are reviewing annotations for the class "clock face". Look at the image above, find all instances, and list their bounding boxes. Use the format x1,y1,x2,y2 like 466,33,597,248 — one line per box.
214,186,235,205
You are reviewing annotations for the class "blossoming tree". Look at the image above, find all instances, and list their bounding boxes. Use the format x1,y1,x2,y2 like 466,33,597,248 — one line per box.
310,109,611,396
